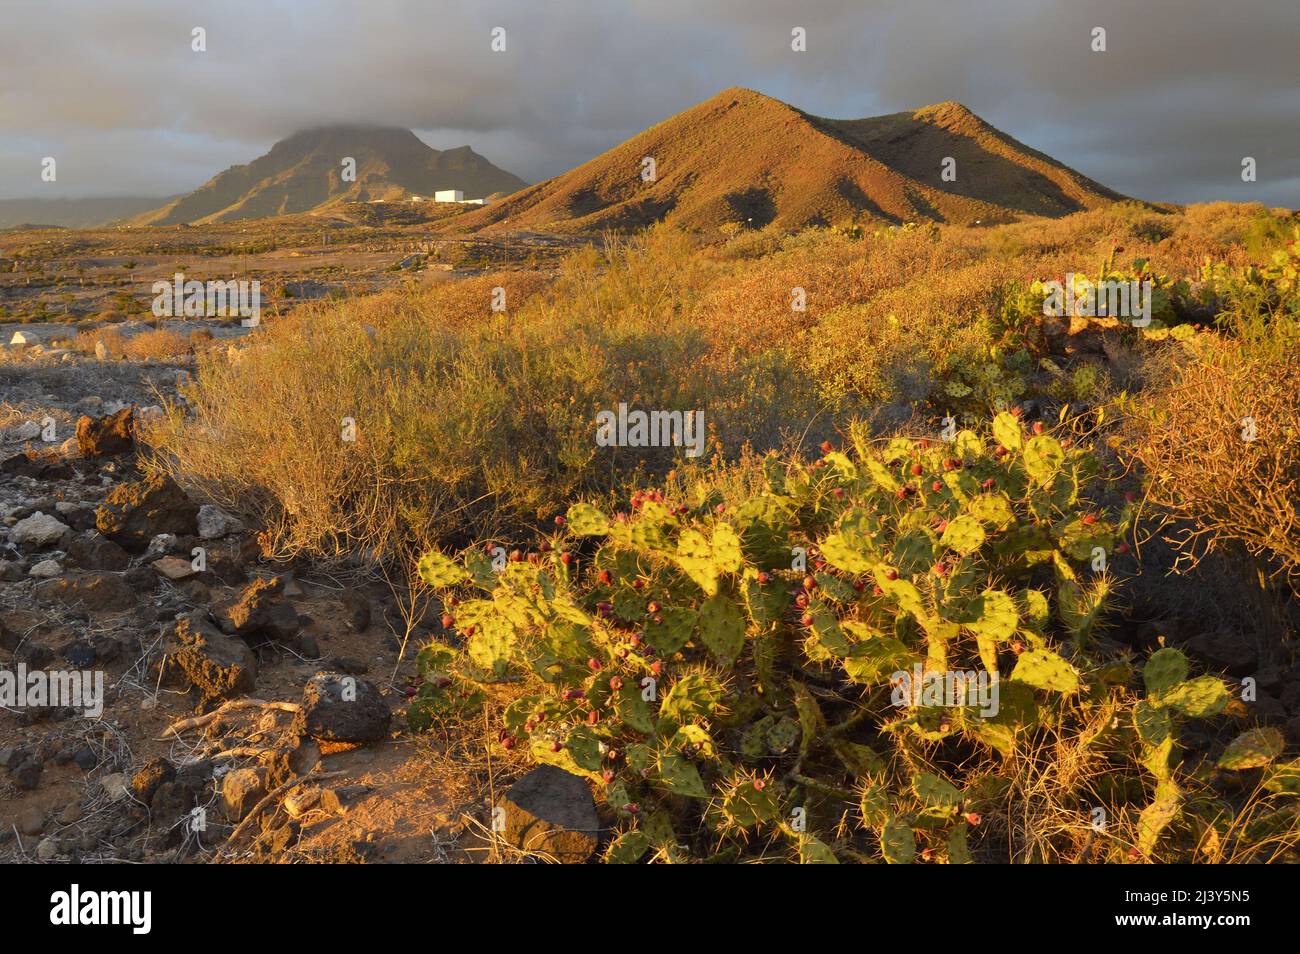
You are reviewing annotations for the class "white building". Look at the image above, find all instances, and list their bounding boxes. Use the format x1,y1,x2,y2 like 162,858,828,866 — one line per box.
434,190,464,203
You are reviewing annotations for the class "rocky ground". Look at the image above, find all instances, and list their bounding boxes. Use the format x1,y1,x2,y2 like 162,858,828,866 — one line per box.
0,348,597,864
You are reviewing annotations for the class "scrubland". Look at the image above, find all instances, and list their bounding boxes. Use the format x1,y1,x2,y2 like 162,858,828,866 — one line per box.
142,201,1300,862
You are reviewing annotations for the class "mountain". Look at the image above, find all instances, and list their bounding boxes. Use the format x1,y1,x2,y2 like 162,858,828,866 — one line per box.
131,125,527,225
0,196,171,230
448,88,1126,233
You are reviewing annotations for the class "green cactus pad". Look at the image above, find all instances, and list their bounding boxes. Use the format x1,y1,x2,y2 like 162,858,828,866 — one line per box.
947,823,975,863
676,528,720,596
881,817,916,864
873,567,926,619
821,450,858,480
953,429,984,460
465,615,517,679
913,772,963,812
1055,517,1115,562
965,589,1019,641
1008,648,1079,693
1137,781,1182,856
765,716,801,755
416,550,469,588
670,724,717,759
566,502,611,536
1218,727,1285,770
711,522,745,573
966,492,1015,529
893,528,940,572
617,683,657,734
742,575,787,628
859,781,891,827
991,411,1023,452
720,776,782,829
1018,589,1051,631
658,673,726,724
1160,675,1230,718
1263,761,1300,796
1143,647,1190,697
604,829,652,863
740,716,776,760
830,739,886,777
798,834,840,864
819,530,876,573
1057,577,1108,645
1022,434,1065,486
940,515,986,556
564,726,605,772
646,606,697,654
655,751,709,798
1134,700,1174,746
698,592,746,665
863,454,901,492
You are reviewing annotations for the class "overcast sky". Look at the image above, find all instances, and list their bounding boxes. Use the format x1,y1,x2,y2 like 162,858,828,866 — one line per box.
1,0,1296,206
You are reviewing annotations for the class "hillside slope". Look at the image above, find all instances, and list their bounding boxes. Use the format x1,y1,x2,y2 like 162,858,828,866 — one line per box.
448,88,1126,233
132,126,526,226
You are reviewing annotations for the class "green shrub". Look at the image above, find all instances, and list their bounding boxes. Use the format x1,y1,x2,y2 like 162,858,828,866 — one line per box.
412,415,1299,862
145,276,827,561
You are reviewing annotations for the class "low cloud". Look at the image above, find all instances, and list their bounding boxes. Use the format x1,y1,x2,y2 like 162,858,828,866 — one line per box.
1,0,1295,206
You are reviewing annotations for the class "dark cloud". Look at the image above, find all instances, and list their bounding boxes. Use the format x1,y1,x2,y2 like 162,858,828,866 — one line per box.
1,0,1295,205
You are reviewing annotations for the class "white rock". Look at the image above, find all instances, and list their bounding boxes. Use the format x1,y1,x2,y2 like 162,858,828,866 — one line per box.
29,558,62,578
151,556,197,581
284,787,322,818
5,420,41,442
36,837,60,861
146,533,177,557
197,504,241,540
8,330,49,347
100,773,130,800
9,512,70,547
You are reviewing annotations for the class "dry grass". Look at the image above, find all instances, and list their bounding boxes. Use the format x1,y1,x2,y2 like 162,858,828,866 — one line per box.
988,693,1300,864
123,327,191,361
74,325,126,357
142,202,1295,572
1129,317,1300,581
143,228,840,562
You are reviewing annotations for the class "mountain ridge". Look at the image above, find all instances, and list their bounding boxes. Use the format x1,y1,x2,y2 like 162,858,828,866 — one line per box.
129,125,527,226
444,87,1128,233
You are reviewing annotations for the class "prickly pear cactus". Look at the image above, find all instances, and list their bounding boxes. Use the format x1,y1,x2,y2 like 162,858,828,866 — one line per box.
407,414,1285,863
